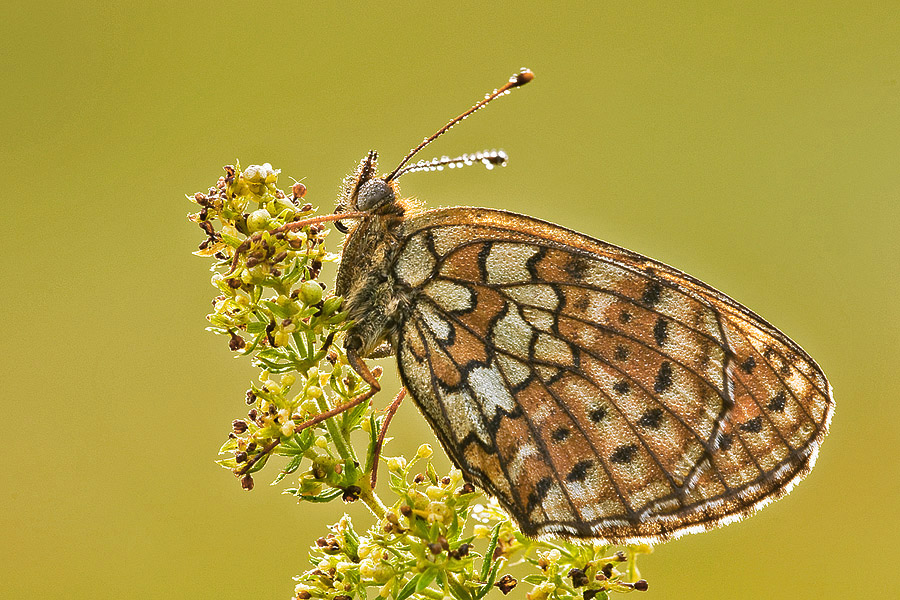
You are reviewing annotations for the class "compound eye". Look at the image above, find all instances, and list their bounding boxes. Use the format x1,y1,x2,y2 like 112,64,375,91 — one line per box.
356,179,395,211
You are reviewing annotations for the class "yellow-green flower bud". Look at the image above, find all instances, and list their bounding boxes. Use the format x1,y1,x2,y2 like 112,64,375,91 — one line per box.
416,444,433,459
246,208,271,232
273,331,290,347
387,457,407,473
322,296,343,315
526,581,556,600
300,399,318,416
372,562,394,584
335,561,355,574
427,502,451,523
299,281,323,306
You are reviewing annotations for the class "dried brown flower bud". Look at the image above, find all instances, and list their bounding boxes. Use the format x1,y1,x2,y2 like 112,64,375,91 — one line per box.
342,485,361,502
569,568,589,588
495,575,517,595
458,482,476,495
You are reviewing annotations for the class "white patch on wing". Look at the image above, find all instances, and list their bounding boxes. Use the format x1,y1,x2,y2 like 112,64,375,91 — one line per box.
579,259,626,290
429,226,468,256
426,279,474,312
497,354,531,389
486,243,539,285
521,306,555,332
491,306,533,358
505,284,559,311
535,365,560,382
441,388,491,446
539,482,573,522
394,234,435,287
507,442,539,481
418,302,452,341
468,363,516,414
533,333,574,365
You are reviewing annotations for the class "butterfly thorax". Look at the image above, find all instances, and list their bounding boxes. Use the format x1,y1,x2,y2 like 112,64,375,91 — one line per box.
335,199,414,358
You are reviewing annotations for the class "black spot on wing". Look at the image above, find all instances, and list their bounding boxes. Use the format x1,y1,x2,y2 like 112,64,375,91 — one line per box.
589,406,608,423
638,408,663,429
739,416,763,433
551,427,570,442
740,356,756,374
527,476,553,513
653,361,673,393
610,443,639,464
563,254,591,280
614,345,629,361
767,391,787,412
653,317,668,346
613,380,630,395
641,281,663,307
566,460,593,483
618,311,632,324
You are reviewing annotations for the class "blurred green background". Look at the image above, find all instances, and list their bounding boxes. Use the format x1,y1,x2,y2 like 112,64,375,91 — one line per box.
3,2,897,599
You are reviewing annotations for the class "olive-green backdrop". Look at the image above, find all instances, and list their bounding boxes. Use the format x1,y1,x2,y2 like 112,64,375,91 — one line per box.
3,2,897,599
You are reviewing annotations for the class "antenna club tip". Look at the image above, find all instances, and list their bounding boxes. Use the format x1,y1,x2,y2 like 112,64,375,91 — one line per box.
511,68,535,87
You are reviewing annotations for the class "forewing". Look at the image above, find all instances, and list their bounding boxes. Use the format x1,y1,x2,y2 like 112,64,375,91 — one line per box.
391,207,833,543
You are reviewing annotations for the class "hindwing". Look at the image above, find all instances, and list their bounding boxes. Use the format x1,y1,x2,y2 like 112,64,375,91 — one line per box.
390,207,833,543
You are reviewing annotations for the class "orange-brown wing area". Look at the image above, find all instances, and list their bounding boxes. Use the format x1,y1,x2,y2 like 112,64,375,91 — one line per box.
391,207,833,543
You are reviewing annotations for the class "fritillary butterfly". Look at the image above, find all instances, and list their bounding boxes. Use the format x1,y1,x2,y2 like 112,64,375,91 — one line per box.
330,69,833,543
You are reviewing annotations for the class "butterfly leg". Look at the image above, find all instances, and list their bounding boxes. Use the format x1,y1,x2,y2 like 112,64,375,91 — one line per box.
370,387,407,489
292,349,383,434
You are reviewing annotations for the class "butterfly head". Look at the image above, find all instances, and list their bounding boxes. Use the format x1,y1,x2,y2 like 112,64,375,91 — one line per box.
333,150,404,233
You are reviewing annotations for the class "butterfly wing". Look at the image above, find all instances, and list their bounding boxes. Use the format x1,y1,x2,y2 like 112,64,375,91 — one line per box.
390,207,833,543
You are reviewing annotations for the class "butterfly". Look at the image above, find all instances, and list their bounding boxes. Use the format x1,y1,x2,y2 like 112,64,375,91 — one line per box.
328,69,833,544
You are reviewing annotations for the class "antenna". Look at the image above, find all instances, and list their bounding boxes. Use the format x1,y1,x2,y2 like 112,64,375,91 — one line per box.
384,68,534,182
391,149,508,179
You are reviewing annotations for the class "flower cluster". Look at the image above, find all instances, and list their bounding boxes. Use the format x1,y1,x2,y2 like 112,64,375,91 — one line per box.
187,164,650,599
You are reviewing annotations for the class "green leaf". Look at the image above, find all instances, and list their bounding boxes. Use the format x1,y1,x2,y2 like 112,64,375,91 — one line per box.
342,518,360,560
262,300,292,319
395,575,421,600
446,573,473,600
480,523,501,581
475,558,504,600
298,488,343,503
246,453,269,473
246,322,267,333
272,455,304,483
415,567,438,593
220,232,243,248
